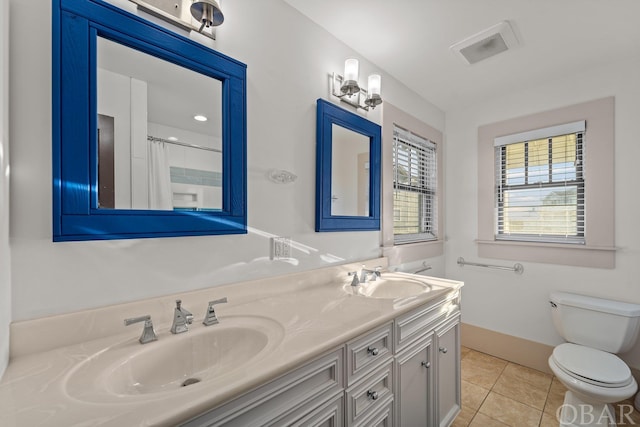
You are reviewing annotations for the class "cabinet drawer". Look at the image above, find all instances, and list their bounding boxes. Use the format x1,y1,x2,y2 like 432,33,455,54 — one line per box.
355,398,393,427
286,392,344,427
183,348,344,427
395,294,460,352
346,322,393,386
345,360,394,426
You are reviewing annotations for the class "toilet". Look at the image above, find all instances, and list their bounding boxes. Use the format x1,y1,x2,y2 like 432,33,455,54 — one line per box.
548,292,640,427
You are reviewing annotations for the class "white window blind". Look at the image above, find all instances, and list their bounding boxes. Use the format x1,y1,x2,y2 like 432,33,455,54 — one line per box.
393,125,437,244
494,121,585,244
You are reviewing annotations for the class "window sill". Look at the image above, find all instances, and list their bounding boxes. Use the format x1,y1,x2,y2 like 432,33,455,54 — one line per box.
476,239,616,269
382,239,444,266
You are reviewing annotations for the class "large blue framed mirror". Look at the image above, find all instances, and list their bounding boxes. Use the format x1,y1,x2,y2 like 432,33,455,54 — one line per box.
53,0,246,241
316,99,381,232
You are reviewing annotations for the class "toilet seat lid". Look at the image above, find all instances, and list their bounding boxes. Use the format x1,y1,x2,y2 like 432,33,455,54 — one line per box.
552,343,631,387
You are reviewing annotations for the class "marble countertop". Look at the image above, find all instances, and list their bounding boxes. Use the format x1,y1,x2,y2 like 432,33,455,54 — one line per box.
0,259,463,426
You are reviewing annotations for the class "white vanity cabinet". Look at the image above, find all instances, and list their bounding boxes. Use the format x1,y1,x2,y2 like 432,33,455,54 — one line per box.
181,290,460,427
394,293,461,427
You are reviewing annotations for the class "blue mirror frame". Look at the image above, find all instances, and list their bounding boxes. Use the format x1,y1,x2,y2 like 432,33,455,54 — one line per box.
52,0,247,241
315,99,381,232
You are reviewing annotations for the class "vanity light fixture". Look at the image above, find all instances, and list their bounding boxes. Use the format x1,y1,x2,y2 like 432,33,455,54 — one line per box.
332,59,383,111
128,0,222,40
193,114,208,122
190,0,224,32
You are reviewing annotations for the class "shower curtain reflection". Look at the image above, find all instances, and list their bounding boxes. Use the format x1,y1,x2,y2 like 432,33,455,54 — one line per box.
147,140,173,210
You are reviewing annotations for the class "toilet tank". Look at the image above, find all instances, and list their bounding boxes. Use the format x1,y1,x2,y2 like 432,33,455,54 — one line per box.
550,291,640,353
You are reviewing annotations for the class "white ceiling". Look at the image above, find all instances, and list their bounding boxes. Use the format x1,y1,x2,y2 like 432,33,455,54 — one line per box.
282,0,640,112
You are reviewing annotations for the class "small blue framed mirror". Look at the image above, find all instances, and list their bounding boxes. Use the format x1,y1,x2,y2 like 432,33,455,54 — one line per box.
315,99,381,232
53,0,246,241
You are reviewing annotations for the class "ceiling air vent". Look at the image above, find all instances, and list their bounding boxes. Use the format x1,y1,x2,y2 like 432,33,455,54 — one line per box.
450,21,518,65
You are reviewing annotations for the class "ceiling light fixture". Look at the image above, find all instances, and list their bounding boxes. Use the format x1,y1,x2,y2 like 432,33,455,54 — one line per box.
194,114,208,122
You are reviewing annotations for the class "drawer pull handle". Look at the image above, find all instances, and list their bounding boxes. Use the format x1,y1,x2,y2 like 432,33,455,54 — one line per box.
421,361,431,368
367,390,379,401
439,347,448,354
367,346,379,356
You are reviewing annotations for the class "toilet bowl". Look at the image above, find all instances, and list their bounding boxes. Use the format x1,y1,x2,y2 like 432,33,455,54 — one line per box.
548,292,640,427
548,343,637,404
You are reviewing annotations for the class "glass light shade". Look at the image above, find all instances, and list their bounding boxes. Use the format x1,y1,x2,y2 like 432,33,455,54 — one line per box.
364,74,382,109
191,0,224,28
344,58,359,82
368,74,381,96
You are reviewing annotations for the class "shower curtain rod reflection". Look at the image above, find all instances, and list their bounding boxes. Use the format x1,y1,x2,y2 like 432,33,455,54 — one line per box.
147,135,221,153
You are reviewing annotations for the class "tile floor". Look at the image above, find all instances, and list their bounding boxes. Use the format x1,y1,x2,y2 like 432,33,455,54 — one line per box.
452,347,640,427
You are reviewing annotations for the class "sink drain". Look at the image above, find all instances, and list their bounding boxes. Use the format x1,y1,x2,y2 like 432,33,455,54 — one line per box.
181,378,201,387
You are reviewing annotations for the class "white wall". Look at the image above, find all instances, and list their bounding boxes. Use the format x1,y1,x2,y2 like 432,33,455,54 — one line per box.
0,0,11,379
8,0,444,321
445,56,640,369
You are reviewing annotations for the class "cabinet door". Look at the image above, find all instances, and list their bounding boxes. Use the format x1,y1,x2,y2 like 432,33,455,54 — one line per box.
395,335,433,427
435,316,461,427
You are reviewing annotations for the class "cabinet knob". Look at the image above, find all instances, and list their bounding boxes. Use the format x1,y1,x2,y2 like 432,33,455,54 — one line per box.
439,347,448,354
367,390,379,401
421,361,431,368
367,346,379,356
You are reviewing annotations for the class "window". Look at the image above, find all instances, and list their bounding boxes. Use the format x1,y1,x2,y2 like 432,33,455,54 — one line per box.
393,125,437,244
381,102,443,262
494,121,585,244
477,97,615,268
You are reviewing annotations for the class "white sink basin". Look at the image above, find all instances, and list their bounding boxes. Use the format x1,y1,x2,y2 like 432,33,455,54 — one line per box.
344,274,443,299
64,315,284,400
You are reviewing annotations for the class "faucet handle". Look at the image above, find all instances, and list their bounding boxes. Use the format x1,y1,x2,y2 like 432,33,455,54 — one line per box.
175,300,193,325
203,297,228,326
348,271,360,286
124,315,158,344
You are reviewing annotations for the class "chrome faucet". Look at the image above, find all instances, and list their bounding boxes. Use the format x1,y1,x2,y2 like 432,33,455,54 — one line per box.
124,315,157,344
203,297,228,326
170,299,193,334
360,265,382,283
